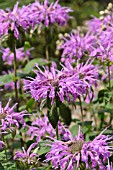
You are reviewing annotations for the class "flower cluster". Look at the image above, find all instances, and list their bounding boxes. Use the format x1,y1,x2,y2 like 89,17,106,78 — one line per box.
0,0,72,39
1,47,33,65
60,31,95,63
27,115,70,142
24,60,98,104
14,143,39,165
87,3,113,35
46,128,113,170
0,99,26,131
89,29,113,62
0,2,39,39
31,0,72,27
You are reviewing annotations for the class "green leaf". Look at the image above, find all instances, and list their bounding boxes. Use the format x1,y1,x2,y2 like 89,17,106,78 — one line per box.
48,105,59,129
105,103,113,111
26,98,35,112
59,103,71,125
70,125,79,137
36,166,52,170
0,74,13,86
2,161,17,170
38,146,50,156
24,58,45,74
0,163,4,170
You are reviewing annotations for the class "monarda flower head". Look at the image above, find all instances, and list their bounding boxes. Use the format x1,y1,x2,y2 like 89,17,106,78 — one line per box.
1,47,33,65
24,60,98,104
14,143,39,165
31,0,72,27
0,2,39,39
0,99,27,131
27,115,70,142
90,28,113,63
46,127,113,170
60,31,95,64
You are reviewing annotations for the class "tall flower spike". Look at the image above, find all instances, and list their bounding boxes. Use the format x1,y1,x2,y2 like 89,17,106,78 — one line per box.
0,99,27,131
46,127,113,170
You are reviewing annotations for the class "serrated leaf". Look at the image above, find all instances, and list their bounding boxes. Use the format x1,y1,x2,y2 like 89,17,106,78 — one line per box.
24,58,45,74
59,103,71,125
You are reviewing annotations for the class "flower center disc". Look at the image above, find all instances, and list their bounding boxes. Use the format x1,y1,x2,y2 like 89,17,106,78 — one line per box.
69,140,85,154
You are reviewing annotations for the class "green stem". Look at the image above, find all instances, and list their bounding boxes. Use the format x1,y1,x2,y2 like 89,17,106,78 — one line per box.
92,107,98,130
45,28,50,62
87,91,98,130
13,45,19,111
80,163,85,170
107,62,113,125
108,62,111,89
46,45,49,62
79,97,84,127
2,134,7,160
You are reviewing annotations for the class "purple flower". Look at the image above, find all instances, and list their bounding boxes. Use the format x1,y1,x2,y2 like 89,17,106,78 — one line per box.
87,10,113,35
27,115,70,142
31,0,72,27
27,115,56,142
90,28,113,62
60,31,95,63
87,17,102,34
24,60,98,104
4,81,20,91
0,99,27,131
0,2,39,39
106,160,113,170
1,47,33,65
46,127,113,170
14,143,39,164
